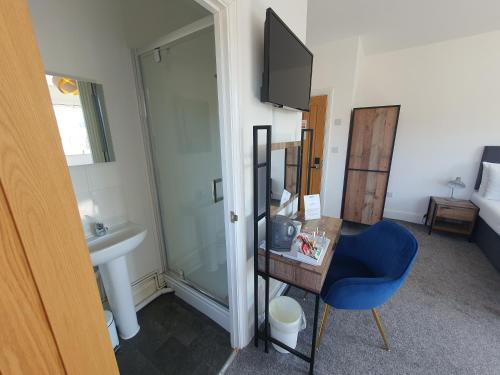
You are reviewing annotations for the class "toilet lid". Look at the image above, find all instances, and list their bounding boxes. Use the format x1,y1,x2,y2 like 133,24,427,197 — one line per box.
104,310,114,328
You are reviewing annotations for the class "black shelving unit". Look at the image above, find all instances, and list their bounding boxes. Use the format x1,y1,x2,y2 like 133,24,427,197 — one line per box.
253,126,317,374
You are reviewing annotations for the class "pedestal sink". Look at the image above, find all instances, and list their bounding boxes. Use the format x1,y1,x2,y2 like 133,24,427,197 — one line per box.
88,222,146,339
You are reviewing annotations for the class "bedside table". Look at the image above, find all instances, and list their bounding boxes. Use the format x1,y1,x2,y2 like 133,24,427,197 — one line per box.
426,196,479,240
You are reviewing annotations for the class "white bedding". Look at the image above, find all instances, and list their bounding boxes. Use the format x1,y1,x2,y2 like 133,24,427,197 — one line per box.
471,191,500,236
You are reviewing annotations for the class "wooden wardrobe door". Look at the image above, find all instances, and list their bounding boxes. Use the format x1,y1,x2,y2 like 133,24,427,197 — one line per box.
343,171,389,224
348,107,399,171
0,1,119,373
342,106,400,225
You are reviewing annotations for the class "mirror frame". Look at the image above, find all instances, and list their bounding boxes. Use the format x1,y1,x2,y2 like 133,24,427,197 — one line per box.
46,71,115,166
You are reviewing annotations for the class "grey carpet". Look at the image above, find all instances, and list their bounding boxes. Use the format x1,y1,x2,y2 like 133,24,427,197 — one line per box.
226,221,500,374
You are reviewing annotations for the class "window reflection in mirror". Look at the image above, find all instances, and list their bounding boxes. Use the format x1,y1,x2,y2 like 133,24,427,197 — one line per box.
46,74,115,166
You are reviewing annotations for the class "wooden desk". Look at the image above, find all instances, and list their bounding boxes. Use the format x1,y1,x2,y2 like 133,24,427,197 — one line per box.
258,215,342,293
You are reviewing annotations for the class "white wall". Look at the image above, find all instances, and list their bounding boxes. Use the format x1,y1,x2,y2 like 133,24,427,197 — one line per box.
310,30,500,223
236,0,308,345
29,0,163,292
309,36,361,217
354,31,500,222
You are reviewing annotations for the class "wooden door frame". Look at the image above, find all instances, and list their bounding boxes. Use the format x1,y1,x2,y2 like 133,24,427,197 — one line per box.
132,0,247,348
301,95,329,209
306,95,328,194
189,0,248,349
340,105,401,223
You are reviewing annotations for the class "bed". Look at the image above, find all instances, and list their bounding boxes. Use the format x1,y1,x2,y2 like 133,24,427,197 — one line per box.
471,146,500,272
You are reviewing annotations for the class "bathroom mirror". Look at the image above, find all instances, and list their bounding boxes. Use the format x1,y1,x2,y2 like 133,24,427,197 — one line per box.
46,74,115,166
270,142,300,212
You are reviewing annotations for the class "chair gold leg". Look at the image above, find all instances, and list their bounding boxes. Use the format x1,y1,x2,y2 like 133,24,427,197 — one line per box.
371,308,390,351
316,305,330,350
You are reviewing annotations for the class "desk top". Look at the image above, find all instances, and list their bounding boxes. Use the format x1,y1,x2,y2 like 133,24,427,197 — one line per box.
258,214,342,294
431,196,478,210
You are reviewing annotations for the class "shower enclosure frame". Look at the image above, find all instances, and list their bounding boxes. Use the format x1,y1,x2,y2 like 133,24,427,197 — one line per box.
131,0,247,349
136,18,228,314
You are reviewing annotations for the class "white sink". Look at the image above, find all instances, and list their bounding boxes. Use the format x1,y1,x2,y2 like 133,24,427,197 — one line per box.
87,222,146,340
88,223,146,266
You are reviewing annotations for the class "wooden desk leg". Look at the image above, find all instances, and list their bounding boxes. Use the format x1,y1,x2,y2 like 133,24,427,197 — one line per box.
309,294,320,375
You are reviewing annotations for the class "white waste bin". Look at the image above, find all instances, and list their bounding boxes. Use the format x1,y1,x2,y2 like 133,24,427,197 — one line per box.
269,296,306,353
105,310,120,350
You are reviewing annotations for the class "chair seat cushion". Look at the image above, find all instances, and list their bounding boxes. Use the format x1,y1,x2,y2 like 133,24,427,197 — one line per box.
321,254,376,299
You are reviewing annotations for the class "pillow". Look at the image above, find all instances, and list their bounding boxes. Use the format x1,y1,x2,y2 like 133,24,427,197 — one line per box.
478,162,491,195
478,163,489,195
483,162,500,201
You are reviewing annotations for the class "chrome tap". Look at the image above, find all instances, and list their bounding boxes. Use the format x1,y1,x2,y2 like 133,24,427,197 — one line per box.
94,222,108,237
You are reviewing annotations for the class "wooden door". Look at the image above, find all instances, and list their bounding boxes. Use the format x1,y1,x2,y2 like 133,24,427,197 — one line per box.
301,96,327,202
0,1,119,374
341,106,400,225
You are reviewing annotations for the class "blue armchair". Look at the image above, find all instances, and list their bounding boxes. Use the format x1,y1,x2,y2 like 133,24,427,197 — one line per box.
317,220,418,351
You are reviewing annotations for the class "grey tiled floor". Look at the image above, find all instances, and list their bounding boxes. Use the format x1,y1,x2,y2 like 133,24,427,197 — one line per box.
115,293,232,375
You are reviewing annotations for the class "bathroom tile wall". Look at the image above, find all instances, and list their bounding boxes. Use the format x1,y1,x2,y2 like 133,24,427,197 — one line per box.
69,163,127,238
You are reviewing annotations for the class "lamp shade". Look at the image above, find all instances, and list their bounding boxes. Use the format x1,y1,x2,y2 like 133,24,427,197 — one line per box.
448,177,466,189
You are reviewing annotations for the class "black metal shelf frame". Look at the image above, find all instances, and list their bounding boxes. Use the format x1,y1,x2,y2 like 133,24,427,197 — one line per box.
253,125,317,374
253,125,272,355
298,128,314,211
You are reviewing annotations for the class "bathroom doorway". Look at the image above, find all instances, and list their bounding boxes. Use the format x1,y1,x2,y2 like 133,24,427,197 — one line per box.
136,21,229,310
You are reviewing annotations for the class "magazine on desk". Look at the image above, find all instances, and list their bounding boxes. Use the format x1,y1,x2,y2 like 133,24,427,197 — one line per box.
260,232,331,267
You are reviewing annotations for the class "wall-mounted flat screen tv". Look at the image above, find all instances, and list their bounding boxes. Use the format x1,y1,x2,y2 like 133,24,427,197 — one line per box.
261,8,313,112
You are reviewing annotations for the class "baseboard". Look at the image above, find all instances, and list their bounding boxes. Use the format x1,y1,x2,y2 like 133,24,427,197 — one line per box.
384,209,423,224
163,272,230,332
131,272,162,306
97,270,164,309
135,287,174,312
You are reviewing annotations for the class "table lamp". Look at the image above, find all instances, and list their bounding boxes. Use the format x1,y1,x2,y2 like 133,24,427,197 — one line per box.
447,177,466,200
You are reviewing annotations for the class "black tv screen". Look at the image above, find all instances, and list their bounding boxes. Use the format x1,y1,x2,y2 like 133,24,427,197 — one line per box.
261,8,313,112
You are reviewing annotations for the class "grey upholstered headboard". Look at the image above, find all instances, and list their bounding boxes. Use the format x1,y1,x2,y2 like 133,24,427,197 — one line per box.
475,146,500,190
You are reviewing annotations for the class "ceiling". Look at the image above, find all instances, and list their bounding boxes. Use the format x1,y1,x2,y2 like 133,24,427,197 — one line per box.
307,0,500,54
120,0,210,48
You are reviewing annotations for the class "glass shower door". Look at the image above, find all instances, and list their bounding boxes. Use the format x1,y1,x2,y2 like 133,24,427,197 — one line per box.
139,27,228,306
